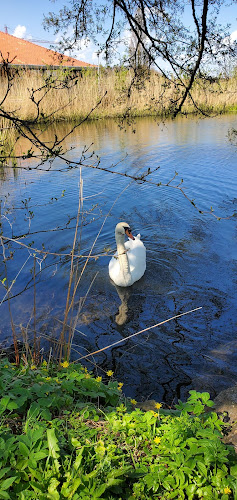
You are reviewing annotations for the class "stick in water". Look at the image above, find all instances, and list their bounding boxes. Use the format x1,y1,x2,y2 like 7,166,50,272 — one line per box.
78,307,202,360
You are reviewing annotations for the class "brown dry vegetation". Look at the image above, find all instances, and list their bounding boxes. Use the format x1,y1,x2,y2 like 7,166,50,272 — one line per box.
0,117,18,165
0,67,237,124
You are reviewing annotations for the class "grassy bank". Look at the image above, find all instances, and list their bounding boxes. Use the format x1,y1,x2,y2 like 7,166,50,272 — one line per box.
0,358,237,499
1,67,237,123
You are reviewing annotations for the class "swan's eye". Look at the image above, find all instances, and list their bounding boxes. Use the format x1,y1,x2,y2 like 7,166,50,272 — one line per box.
124,227,132,233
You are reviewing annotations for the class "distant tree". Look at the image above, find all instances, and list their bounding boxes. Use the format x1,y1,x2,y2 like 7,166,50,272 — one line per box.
44,0,237,116
128,7,150,69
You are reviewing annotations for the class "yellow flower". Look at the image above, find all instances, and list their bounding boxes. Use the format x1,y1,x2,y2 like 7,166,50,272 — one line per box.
224,487,231,495
106,370,114,377
61,361,69,368
31,365,37,370
4,365,8,368
42,360,47,367
155,402,162,410
151,411,159,418
118,382,124,388
96,376,102,382
45,377,51,381
154,436,161,445
84,373,91,379
131,399,137,405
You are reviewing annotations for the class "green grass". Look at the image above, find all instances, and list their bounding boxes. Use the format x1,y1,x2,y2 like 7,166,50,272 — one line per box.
0,359,236,499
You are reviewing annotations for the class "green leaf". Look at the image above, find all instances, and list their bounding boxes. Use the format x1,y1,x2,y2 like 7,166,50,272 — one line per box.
0,398,10,410
71,438,81,448
197,461,208,478
73,447,84,471
169,489,185,499
18,435,31,447
28,402,40,418
230,464,237,477
0,469,11,481
14,396,28,408
41,408,52,420
0,491,11,500
93,483,108,497
38,397,54,408
32,451,48,461
47,428,60,474
47,428,60,458
48,478,60,499
200,392,211,404
196,485,214,499
185,483,197,497
176,469,185,486
19,442,30,457
7,401,19,410
70,478,82,496
30,480,45,493
0,476,17,490
206,400,214,407
31,427,45,442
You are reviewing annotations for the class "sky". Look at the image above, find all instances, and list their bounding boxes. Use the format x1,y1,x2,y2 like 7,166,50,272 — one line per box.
1,0,237,65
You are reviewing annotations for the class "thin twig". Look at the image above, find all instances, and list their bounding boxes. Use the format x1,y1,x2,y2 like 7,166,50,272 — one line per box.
77,307,203,360
58,172,83,362
0,242,31,307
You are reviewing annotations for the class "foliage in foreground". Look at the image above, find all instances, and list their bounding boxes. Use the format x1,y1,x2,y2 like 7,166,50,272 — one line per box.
0,360,236,499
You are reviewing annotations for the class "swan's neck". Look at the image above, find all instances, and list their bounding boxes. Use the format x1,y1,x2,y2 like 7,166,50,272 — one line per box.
116,234,132,285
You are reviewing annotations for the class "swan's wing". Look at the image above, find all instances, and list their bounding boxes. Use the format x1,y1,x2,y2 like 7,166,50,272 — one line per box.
125,235,146,282
109,254,119,273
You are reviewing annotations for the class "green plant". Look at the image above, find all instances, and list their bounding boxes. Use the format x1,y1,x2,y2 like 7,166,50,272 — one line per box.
0,360,236,499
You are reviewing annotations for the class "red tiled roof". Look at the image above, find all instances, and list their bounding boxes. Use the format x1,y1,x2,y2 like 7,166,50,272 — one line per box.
0,31,94,67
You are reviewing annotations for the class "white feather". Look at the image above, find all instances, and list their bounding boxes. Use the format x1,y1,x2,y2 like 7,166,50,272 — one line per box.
109,223,146,287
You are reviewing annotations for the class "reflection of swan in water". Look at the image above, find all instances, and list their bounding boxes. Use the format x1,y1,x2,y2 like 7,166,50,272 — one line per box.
109,222,146,287
115,286,130,325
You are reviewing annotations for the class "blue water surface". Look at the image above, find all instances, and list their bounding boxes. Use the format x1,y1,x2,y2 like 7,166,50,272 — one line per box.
0,114,236,403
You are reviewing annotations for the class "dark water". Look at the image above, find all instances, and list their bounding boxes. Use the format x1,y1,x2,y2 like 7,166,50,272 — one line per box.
0,114,237,404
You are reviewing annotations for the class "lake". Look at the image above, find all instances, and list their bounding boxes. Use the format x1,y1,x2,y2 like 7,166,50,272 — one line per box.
0,114,237,404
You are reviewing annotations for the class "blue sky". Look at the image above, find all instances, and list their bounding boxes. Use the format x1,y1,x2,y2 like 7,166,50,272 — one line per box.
1,0,237,64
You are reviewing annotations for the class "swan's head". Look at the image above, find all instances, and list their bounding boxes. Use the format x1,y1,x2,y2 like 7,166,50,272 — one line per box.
115,222,135,241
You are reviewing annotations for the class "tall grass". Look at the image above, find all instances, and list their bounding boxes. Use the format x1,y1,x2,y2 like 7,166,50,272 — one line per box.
0,67,236,123
0,117,17,165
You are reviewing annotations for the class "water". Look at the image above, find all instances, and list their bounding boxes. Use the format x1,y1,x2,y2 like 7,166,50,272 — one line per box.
0,114,237,404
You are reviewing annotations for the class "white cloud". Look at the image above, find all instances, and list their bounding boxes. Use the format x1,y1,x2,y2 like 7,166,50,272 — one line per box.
53,28,128,65
53,32,101,64
13,25,27,39
230,30,237,43
12,25,33,41
223,30,237,47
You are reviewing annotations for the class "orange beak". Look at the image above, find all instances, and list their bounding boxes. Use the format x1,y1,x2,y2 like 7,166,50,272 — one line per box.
125,228,135,240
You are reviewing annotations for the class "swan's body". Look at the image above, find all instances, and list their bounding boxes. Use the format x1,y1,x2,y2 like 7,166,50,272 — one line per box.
109,222,146,287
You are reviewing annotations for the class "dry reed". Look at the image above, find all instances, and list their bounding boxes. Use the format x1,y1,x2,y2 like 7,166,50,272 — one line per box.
0,67,236,123
0,117,17,163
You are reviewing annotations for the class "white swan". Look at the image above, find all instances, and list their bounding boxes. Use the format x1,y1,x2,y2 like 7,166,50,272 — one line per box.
109,222,146,287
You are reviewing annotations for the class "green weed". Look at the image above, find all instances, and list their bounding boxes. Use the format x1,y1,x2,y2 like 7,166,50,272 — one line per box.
0,359,236,499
